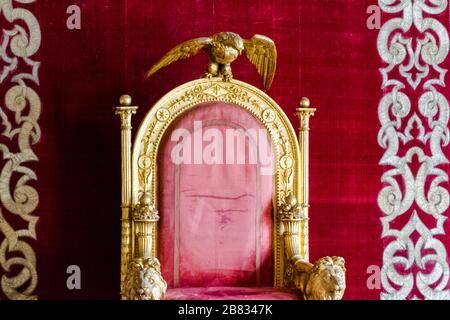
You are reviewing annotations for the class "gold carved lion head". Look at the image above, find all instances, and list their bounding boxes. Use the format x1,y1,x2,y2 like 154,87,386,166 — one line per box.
304,256,346,300
122,258,167,300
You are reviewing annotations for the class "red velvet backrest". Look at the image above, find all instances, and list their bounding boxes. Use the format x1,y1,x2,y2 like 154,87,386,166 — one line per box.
158,102,274,288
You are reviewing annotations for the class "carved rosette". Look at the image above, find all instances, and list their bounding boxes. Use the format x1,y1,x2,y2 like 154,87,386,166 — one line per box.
122,257,167,300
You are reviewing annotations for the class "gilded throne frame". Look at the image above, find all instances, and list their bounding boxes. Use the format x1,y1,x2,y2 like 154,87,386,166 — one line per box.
115,59,346,301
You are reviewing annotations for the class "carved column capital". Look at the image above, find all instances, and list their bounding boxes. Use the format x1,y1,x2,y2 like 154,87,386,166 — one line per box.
115,107,138,130
114,95,138,130
295,98,316,132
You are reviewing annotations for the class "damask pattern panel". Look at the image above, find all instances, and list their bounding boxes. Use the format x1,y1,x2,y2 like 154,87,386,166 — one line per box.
377,0,450,300
0,0,41,300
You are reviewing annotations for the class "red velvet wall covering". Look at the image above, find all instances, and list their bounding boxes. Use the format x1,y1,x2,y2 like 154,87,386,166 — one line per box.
13,0,443,299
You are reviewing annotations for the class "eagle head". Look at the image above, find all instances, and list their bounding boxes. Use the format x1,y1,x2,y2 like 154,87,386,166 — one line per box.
212,32,244,55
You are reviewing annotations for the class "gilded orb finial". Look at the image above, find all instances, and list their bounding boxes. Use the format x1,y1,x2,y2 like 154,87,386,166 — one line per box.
300,97,310,108
120,94,132,106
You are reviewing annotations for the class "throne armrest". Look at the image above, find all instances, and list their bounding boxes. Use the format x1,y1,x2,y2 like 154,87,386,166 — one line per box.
280,194,347,300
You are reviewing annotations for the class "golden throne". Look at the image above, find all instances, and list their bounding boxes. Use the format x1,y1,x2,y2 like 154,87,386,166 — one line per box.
114,33,346,300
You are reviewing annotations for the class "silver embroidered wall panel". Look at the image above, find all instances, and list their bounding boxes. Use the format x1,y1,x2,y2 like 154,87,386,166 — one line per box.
0,0,41,300
377,0,450,299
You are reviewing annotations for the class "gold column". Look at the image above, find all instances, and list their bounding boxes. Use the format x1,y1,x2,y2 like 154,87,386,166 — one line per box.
134,221,154,259
114,95,138,291
295,97,316,261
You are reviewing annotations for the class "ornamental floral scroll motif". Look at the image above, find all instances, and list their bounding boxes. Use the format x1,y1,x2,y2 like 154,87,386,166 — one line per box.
0,0,41,300
377,0,450,299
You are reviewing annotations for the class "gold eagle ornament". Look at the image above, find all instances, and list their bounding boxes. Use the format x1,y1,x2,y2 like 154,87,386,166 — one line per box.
146,32,277,90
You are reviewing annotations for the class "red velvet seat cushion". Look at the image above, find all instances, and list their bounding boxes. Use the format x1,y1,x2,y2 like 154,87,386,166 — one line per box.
165,287,299,300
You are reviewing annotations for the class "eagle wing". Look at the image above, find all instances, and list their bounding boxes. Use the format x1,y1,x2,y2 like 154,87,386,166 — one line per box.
146,37,212,78
244,35,277,90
